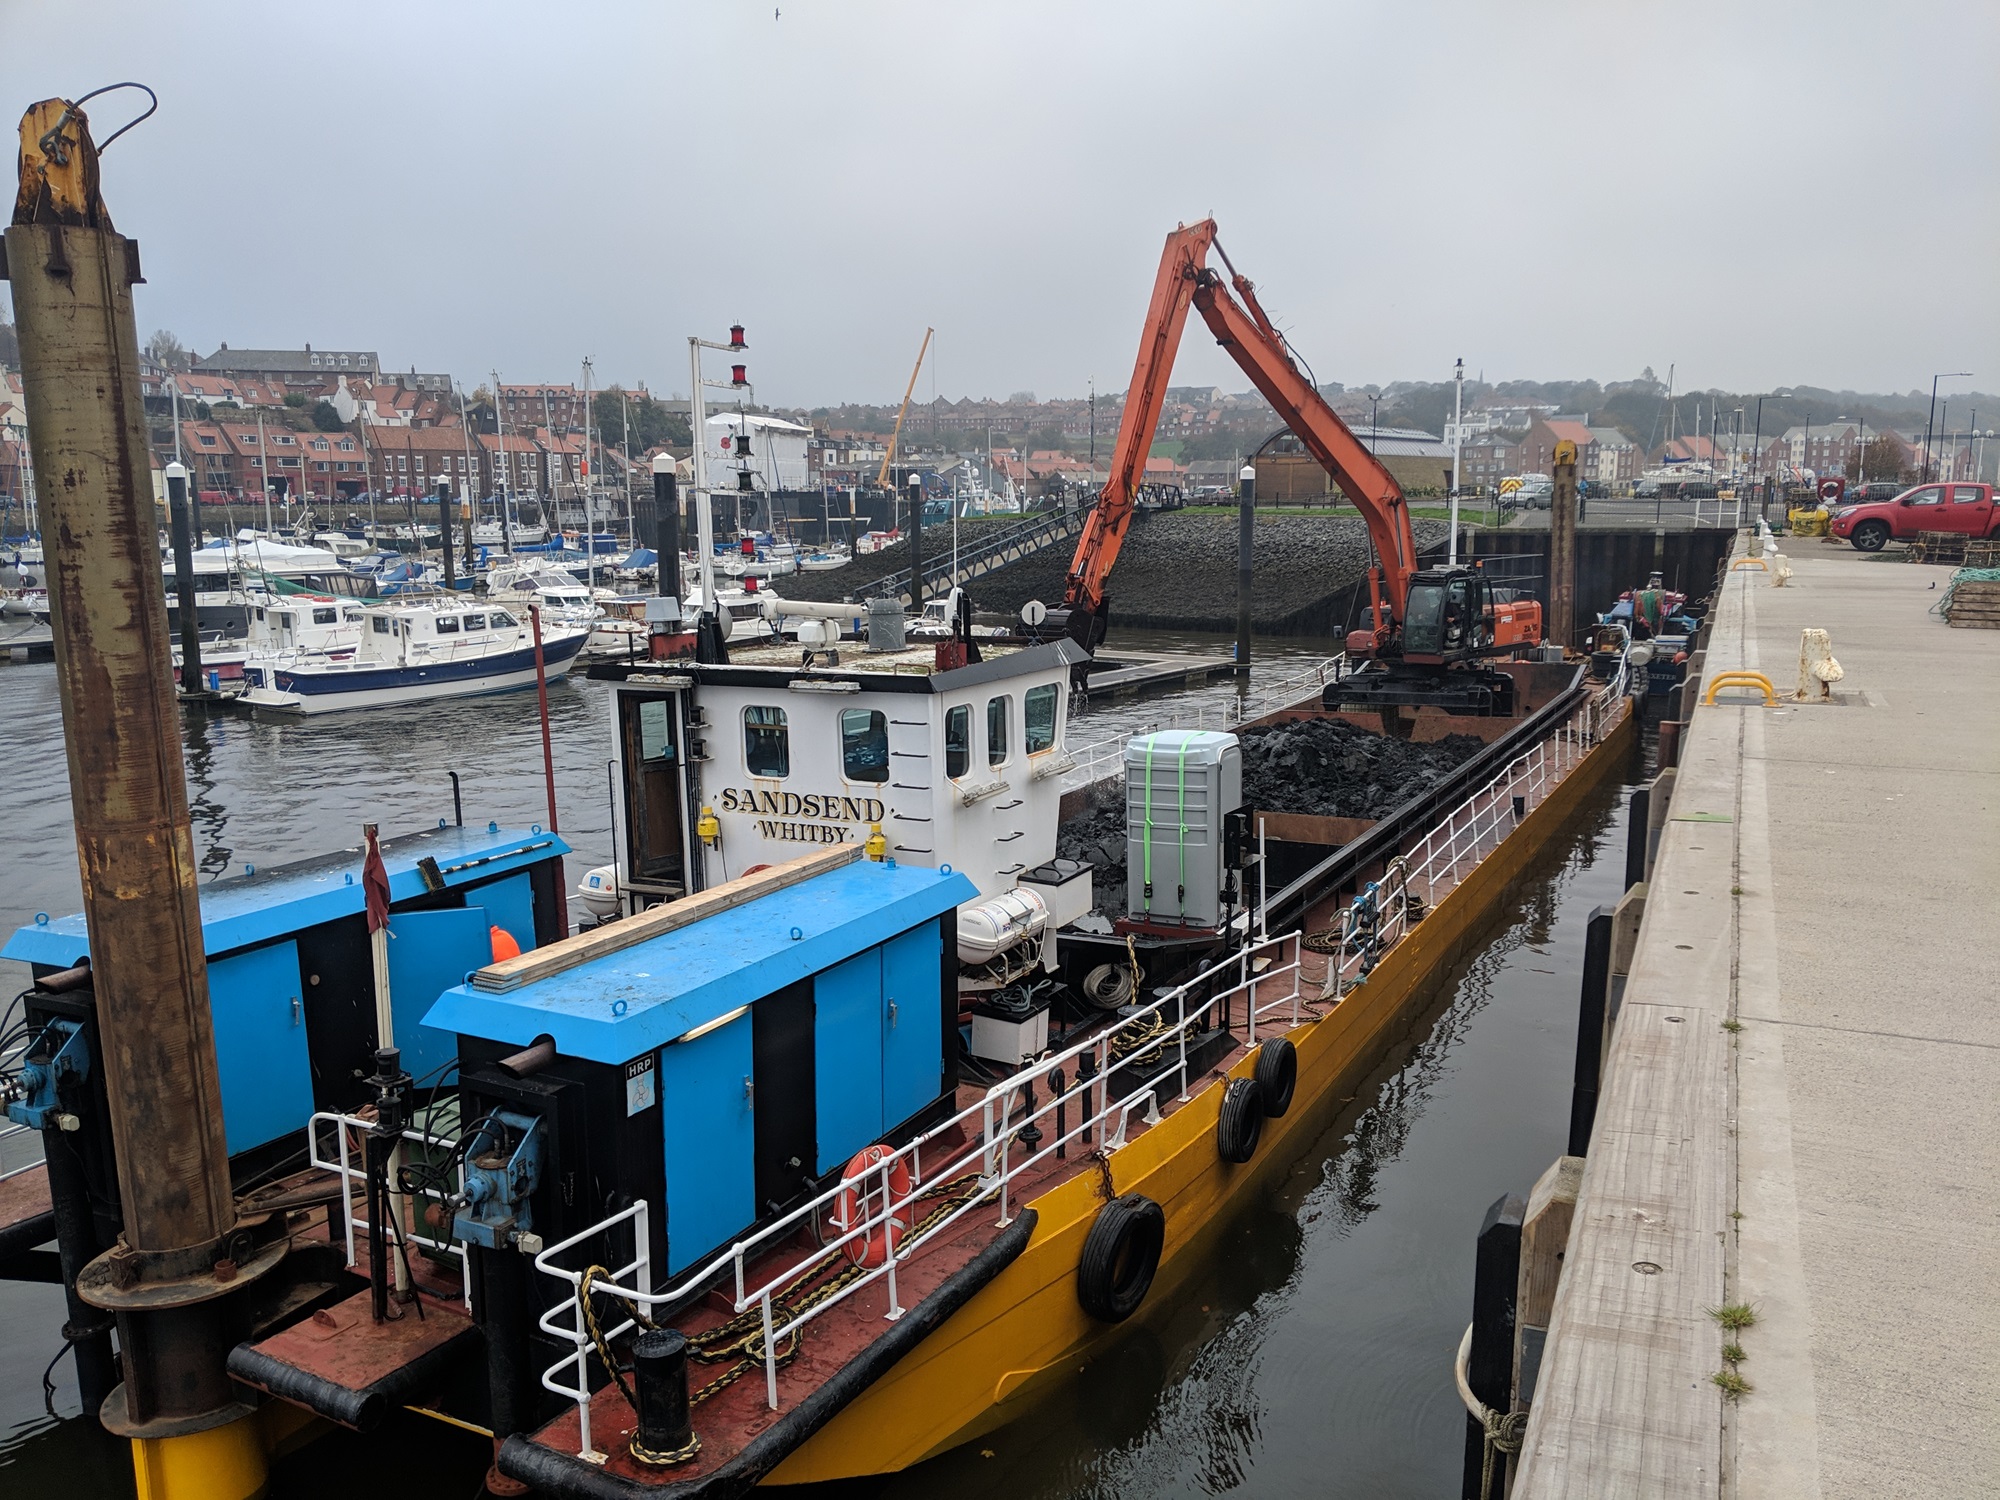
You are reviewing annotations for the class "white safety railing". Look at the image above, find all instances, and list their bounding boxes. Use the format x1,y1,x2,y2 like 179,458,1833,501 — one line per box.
1318,684,1628,996
1063,653,1346,790
533,1202,653,1463
0,1033,39,1181
528,931,1305,1460
307,1110,472,1307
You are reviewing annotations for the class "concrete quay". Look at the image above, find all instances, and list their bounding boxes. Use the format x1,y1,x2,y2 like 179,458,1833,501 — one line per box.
1512,539,2000,1497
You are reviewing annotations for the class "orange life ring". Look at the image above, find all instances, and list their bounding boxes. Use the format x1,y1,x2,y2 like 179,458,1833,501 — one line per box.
832,1145,912,1267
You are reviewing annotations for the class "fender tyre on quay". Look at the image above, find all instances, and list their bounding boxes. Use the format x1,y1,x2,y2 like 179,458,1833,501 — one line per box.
1216,1076,1264,1164
1076,1194,1166,1323
1849,519,1890,552
1253,1037,1298,1118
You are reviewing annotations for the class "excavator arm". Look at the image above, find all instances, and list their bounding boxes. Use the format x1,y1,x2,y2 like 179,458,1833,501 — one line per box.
1059,219,1420,652
1058,220,1215,648
1189,264,1417,647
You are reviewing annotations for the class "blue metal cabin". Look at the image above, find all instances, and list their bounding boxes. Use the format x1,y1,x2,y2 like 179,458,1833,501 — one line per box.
3,823,571,1168
428,856,975,1277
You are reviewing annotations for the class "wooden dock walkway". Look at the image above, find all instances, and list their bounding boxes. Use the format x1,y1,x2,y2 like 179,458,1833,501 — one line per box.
1076,649,1238,702
0,624,55,663
1512,542,2000,1498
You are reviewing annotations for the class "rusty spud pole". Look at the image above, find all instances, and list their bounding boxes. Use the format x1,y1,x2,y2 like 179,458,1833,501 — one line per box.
8,95,275,1493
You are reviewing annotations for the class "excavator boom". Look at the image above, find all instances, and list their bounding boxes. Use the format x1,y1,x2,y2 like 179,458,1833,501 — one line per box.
1059,220,1214,647
1188,266,1417,636
1059,219,1420,652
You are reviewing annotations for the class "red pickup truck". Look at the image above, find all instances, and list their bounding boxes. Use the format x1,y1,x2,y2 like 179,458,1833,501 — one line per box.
1829,482,2000,551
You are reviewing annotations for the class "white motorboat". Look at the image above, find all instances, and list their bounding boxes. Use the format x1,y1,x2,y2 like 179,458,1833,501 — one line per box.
474,518,550,548
585,592,648,657
2,586,49,623
484,562,601,628
240,598,590,715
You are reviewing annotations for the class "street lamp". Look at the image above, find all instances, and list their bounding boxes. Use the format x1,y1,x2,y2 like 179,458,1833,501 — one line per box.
1923,371,1972,481
1367,392,1382,455
1449,358,1464,565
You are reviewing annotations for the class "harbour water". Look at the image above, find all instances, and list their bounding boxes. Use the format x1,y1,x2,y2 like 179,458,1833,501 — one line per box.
0,627,1629,1497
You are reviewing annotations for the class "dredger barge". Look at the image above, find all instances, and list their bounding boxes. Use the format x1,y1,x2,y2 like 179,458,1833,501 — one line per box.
0,113,1639,1500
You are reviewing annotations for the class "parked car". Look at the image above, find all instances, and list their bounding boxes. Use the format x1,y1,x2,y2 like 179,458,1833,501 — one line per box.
1510,476,1554,510
1828,482,2000,551
1844,481,1904,506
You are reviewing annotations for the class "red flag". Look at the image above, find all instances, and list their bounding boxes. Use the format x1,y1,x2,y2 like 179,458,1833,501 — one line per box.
362,824,391,934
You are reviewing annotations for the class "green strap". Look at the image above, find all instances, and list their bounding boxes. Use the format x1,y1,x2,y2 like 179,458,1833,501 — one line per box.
1177,740,1189,901
1142,740,1155,911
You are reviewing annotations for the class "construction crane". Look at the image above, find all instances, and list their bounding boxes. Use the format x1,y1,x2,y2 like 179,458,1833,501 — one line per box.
1054,219,1541,710
877,327,933,501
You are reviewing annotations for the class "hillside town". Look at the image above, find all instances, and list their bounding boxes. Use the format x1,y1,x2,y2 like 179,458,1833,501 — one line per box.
1,330,1992,527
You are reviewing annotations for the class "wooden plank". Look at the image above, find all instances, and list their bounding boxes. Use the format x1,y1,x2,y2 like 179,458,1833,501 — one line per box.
471,845,864,992
1513,703,1736,1497
1249,809,1377,847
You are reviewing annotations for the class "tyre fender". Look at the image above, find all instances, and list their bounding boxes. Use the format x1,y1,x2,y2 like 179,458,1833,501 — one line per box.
1076,1193,1166,1323
1253,1037,1298,1118
1216,1076,1264,1164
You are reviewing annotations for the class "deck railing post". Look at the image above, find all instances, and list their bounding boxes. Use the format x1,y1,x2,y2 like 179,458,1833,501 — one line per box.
761,1294,779,1409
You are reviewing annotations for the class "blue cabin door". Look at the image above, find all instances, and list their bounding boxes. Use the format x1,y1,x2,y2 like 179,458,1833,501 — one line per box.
387,907,493,1085
208,940,314,1154
659,1012,755,1274
813,949,884,1174
881,923,943,1130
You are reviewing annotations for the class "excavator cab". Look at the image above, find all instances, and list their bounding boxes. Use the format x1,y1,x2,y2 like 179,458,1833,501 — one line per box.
1399,566,1541,666
1401,569,1488,660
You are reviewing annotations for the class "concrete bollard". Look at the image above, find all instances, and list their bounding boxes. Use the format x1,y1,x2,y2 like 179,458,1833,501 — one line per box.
1795,628,1842,701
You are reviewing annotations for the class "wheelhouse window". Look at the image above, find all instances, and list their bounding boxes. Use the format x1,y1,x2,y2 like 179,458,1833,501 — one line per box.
841,709,889,783
744,706,789,777
635,699,675,762
490,610,517,627
435,616,461,635
987,695,1010,766
945,704,971,779
312,607,337,625
463,613,485,630
1024,683,1058,755
371,616,390,634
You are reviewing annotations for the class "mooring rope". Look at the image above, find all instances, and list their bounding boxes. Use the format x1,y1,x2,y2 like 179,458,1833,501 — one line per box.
1455,1322,1529,1500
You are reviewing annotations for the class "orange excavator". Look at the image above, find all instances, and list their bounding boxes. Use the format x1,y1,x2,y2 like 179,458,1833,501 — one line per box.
1056,219,1542,711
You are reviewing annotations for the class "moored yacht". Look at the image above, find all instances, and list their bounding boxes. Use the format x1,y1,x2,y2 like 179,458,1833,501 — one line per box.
239,597,590,714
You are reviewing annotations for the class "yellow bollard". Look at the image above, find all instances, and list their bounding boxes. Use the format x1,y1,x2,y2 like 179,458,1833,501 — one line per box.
1702,670,1777,706
131,1410,269,1500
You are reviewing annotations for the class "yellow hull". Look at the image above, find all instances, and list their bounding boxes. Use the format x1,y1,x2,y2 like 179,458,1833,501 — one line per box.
769,708,1634,1483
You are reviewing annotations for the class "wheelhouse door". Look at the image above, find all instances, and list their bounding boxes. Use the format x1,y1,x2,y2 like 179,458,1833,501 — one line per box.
619,690,690,896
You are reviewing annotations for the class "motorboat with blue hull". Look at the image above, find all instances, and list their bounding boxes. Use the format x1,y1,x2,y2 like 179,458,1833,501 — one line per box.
240,597,590,714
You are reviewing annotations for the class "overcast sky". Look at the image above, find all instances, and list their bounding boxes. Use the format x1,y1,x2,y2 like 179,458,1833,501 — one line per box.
4,0,1995,406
